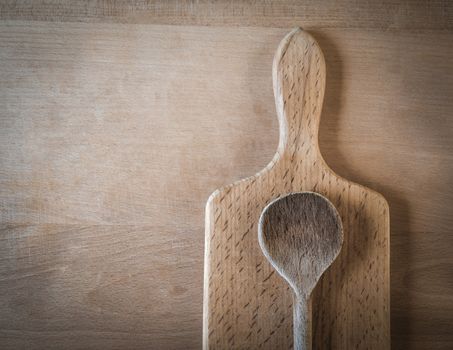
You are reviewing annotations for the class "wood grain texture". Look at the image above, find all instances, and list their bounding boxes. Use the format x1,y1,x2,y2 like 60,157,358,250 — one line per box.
0,21,289,350
259,192,343,350
204,29,390,349
0,10,452,350
258,192,343,299
0,0,452,31
0,224,202,350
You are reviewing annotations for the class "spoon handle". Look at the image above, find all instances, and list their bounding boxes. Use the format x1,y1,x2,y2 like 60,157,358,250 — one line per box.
294,294,312,350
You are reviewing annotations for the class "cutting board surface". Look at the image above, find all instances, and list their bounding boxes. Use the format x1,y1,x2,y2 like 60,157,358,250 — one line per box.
204,29,390,349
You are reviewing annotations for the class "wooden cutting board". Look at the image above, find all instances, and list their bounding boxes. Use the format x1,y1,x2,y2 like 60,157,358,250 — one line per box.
203,28,390,349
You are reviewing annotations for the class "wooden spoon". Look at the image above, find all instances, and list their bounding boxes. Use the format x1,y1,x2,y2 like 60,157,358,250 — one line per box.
258,192,343,350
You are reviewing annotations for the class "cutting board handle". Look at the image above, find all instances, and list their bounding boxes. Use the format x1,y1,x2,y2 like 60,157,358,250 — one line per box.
273,28,326,159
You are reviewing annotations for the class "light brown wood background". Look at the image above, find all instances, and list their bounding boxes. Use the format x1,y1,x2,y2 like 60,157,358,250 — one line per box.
0,1,451,349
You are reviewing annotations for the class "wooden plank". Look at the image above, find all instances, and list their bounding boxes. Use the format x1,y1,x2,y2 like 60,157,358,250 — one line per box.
1,23,452,228
391,229,453,350
0,21,452,348
0,1,451,31
0,21,287,225
0,224,202,350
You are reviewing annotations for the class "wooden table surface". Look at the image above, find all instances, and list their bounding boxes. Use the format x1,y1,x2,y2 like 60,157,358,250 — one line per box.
0,1,452,349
